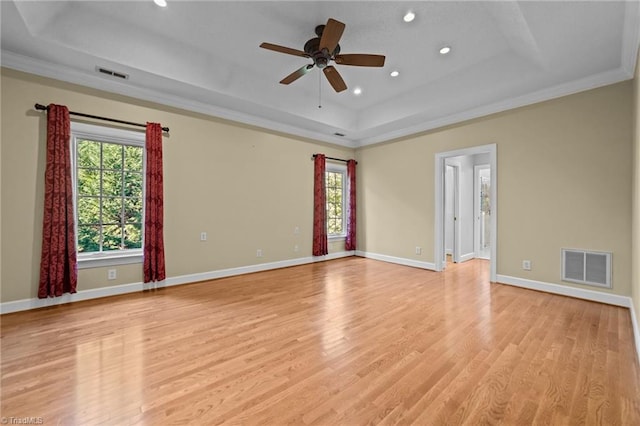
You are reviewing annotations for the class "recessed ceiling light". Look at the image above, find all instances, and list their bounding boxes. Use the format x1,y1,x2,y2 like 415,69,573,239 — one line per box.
439,46,451,55
353,87,362,95
390,70,399,77
154,0,167,7
403,11,415,23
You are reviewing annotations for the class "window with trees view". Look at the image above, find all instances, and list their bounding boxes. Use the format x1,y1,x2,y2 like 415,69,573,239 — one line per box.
71,123,145,262
326,166,346,237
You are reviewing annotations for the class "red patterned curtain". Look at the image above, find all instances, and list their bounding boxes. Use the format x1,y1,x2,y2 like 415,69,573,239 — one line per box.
345,159,357,251
38,104,78,298
313,154,328,256
143,123,166,282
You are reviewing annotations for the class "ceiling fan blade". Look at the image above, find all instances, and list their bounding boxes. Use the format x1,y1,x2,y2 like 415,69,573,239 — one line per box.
334,54,386,67
319,18,345,53
260,42,308,58
323,66,347,92
280,64,314,85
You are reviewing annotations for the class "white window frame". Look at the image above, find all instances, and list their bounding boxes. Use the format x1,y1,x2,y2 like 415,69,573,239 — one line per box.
70,122,145,269
326,162,347,240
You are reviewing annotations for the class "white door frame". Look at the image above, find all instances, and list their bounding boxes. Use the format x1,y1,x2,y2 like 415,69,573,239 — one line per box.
474,164,490,259
444,162,461,265
435,144,497,282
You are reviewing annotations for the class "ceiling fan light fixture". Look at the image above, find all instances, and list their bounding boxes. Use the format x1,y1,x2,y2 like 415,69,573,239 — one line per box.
390,70,399,77
403,11,415,23
153,0,167,7
439,46,451,55
353,87,362,95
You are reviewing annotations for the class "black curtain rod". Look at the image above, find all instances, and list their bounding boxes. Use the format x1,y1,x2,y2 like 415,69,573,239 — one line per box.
34,103,169,133
312,154,357,164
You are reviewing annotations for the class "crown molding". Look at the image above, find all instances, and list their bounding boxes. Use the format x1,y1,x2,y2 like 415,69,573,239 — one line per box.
1,50,356,148
357,67,632,147
2,49,634,149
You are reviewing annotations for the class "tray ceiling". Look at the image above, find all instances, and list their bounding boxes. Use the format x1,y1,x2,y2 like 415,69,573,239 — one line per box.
2,1,639,147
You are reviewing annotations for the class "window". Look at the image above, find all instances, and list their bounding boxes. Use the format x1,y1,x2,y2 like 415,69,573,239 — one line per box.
326,164,346,238
71,122,145,268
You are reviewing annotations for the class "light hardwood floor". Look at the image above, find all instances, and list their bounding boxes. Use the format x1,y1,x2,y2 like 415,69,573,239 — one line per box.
2,257,639,425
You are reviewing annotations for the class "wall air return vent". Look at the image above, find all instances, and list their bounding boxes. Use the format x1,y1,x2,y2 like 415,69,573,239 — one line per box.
561,249,611,288
96,66,129,80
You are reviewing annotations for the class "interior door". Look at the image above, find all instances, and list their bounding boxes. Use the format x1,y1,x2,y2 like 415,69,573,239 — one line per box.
474,165,491,260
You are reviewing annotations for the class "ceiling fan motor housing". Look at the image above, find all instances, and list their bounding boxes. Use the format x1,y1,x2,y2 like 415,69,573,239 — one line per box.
304,36,340,69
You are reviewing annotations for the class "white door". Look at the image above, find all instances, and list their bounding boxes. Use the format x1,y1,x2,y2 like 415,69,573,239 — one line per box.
444,163,460,265
474,165,491,259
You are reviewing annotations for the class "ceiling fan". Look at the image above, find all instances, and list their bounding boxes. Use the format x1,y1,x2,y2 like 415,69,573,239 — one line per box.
260,18,385,93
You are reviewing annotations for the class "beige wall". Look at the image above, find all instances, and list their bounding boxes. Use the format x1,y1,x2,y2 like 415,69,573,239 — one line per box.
1,67,635,304
633,52,640,331
357,81,633,296
0,69,353,302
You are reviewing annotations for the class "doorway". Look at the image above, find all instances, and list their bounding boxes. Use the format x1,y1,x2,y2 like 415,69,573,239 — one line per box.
444,164,460,266
474,165,491,260
435,144,497,282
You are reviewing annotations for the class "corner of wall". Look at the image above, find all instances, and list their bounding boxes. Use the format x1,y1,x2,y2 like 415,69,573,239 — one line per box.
631,46,640,365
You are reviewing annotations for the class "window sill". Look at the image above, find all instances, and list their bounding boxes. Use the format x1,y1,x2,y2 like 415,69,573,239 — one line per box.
77,251,143,269
328,235,346,241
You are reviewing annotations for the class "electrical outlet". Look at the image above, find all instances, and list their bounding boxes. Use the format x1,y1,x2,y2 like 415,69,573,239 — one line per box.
257,249,263,257
107,269,117,280
200,232,207,241
415,246,422,255
522,260,531,271
294,244,299,252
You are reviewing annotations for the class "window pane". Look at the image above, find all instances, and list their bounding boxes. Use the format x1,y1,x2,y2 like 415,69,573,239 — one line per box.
124,172,143,198
102,224,123,251
335,173,342,186
77,140,100,168
332,202,339,217
124,197,143,223
124,223,142,249
77,225,101,253
325,170,345,235
77,197,100,225
102,171,123,196
102,143,123,170
74,129,145,256
102,197,123,224
331,219,342,235
77,168,100,196
124,146,143,171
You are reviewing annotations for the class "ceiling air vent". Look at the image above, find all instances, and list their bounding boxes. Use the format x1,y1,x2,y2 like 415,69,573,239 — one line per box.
334,132,345,137
561,248,611,288
96,66,129,80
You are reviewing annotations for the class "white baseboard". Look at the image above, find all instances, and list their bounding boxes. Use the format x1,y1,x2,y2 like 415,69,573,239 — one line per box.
497,274,640,363
355,250,436,271
630,301,640,366
0,281,149,314
460,252,476,262
496,274,632,308
0,251,356,314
